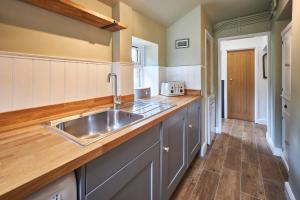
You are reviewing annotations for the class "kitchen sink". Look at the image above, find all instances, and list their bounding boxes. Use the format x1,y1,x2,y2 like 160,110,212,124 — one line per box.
46,100,175,146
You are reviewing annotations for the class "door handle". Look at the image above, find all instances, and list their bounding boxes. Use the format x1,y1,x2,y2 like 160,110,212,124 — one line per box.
284,105,287,109
163,146,170,152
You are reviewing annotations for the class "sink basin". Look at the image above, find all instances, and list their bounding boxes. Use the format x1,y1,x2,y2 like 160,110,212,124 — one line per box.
47,110,144,145
46,100,175,146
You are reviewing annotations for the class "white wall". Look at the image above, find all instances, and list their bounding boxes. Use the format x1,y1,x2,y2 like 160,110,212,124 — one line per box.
167,5,201,67
0,51,113,113
165,66,201,90
112,62,134,96
141,65,202,96
143,66,160,96
220,36,268,124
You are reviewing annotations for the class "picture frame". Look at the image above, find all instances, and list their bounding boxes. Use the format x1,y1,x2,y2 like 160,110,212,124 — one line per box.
263,53,268,79
175,38,189,49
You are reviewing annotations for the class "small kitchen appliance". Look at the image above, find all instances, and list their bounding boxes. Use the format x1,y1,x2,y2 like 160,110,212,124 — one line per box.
160,81,185,96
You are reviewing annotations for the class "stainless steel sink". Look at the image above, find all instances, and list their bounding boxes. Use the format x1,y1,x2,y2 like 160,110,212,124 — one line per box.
46,100,175,146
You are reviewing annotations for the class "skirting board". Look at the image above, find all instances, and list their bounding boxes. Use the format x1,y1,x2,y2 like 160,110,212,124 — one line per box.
255,119,268,125
285,182,296,200
281,154,290,172
201,142,207,157
266,134,283,157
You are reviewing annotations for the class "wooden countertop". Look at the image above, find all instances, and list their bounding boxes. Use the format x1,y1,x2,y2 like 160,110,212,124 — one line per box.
0,95,200,200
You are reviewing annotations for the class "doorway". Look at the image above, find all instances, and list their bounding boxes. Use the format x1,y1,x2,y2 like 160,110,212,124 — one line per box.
217,33,270,136
227,49,255,121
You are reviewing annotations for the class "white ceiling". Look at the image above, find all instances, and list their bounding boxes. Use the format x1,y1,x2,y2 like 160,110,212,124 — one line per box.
100,0,201,26
202,0,272,23
100,0,272,26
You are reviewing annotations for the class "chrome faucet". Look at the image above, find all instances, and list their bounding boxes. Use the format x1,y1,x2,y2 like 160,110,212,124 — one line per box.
107,73,122,109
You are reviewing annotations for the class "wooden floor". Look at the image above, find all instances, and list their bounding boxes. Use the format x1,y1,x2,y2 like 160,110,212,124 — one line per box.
172,119,288,200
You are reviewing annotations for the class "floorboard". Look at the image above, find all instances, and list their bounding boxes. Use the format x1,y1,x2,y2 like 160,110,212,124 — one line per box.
172,119,287,200
215,168,241,200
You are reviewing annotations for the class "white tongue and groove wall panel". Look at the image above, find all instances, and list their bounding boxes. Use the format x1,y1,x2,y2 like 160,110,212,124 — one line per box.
0,52,112,113
164,65,201,90
112,62,134,96
0,51,201,113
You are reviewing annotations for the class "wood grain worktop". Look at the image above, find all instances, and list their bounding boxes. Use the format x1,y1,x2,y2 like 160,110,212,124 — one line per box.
0,95,200,200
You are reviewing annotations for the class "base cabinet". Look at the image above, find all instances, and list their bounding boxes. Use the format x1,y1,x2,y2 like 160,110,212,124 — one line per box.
86,142,160,200
77,125,160,200
161,109,187,200
76,100,201,200
187,100,201,165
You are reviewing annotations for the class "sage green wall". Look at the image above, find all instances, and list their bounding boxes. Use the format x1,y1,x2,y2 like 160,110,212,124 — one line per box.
0,0,113,61
112,1,133,63
289,0,300,198
132,10,166,66
167,5,201,67
269,0,291,149
0,0,166,65
201,5,213,66
269,19,289,148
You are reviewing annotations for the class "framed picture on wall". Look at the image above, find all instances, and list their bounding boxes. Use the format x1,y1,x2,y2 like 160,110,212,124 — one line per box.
175,38,189,49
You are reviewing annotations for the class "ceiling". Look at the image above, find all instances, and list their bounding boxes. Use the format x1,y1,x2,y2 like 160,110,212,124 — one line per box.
202,0,272,24
100,0,272,26
100,0,201,26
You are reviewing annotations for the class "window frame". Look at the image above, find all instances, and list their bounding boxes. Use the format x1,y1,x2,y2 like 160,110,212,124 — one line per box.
132,45,145,88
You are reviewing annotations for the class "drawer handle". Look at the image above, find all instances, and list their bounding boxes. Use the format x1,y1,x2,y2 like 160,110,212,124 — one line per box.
188,124,193,128
163,146,170,152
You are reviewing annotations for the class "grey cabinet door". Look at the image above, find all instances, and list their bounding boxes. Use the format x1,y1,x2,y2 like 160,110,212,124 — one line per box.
86,142,160,200
187,101,201,165
161,109,186,200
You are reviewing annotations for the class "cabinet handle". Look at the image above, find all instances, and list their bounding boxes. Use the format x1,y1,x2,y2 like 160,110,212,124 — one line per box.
163,146,170,152
284,105,287,109
188,124,193,128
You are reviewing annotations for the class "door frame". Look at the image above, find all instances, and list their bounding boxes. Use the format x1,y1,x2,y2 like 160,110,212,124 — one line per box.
202,29,214,157
281,22,292,171
226,48,256,121
216,32,271,138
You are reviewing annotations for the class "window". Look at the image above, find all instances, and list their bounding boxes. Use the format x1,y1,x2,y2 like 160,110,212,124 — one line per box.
132,46,144,88
131,46,139,64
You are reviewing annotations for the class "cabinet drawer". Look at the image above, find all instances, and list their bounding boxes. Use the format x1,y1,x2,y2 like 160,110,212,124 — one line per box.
85,125,160,193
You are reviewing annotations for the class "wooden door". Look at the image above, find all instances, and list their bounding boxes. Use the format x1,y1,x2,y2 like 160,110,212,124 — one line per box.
227,49,255,121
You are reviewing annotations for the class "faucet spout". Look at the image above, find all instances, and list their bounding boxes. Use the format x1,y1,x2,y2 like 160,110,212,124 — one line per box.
107,73,122,109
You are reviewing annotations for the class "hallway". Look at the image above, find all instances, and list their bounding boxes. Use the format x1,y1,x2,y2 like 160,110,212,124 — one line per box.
172,119,288,200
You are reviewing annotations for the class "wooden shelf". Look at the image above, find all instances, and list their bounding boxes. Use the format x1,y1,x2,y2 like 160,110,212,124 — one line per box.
22,0,127,32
